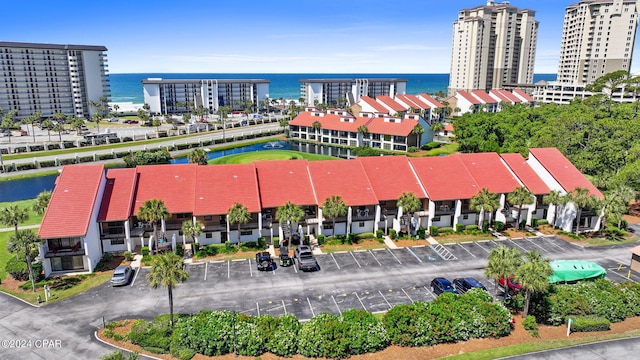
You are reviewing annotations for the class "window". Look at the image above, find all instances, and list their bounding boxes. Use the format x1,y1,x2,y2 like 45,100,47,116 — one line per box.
432,216,441,222
204,215,212,221
110,239,125,245
205,232,213,239
240,230,252,236
462,214,469,220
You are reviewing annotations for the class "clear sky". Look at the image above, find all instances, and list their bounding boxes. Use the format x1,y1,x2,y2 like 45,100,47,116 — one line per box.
2,0,638,74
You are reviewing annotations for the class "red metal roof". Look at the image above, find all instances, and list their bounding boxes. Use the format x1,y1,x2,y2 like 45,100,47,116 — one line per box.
395,94,423,111
377,95,406,112
457,153,521,194
289,111,330,127
359,96,389,113
471,90,498,104
194,164,261,215
528,148,603,198
366,117,418,136
133,164,197,215
254,160,317,208
457,90,481,105
290,111,372,133
498,89,522,103
500,153,550,195
405,94,431,109
357,156,426,201
308,160,379,206
39,164,105,238
419,93,446,108
409,156,481,201
98,168,137,222
489,89,513,103
513,88,535,102
444,123,454,132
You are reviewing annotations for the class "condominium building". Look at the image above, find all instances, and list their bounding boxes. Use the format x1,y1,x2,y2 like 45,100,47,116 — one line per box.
534,0,639,104
142,78,270,115
299,78,407,107
448,1,538,95
0,41,110,119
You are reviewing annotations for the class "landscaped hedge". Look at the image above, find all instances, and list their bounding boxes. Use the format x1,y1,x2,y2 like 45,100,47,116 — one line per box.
38,160,56,168
571,315,611,332
126,289,511,359
16,163,36,171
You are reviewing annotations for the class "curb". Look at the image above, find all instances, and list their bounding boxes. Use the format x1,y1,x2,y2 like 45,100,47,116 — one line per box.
0,289,41,308
94,331,162,360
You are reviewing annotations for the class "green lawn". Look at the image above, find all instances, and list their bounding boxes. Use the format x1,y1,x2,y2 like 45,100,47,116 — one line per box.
1,273,112,305
0,170,60,182
0,199,43,227
425,142,459,156
208,150,339,164
0,231,15,281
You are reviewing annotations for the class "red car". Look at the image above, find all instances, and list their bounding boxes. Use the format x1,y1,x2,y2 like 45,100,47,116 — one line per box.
498,276,521,296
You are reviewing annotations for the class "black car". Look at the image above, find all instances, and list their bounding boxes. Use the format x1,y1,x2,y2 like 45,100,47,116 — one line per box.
430,277,459,295
452,277,487,294
255,251,274,271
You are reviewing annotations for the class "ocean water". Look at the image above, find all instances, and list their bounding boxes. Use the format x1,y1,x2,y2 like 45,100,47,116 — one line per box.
109,73,557,104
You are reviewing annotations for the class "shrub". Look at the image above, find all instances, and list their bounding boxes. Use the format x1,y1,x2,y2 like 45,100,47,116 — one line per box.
421,141,442,150
98,153,116,160
438,226,454,234
38,160,56,168
5,258,29,281
531,218,538,227
571,315,610,332
407,146,419,153
141,247,149,256
482,221,489,232
376,229,384,238
494,221,505,231
455,224,464,233
257,237,266,249
416,227,426,239
257,314,300,357
429,226,438,236
78,156,94,163
523,315,539,337
123,251,133,261
16,163,36,171
141,255,152,266
128,320,172,353
465,224,479,231
173,310,235,356
389,229,397,240
175,244,183,257
316,234,325,245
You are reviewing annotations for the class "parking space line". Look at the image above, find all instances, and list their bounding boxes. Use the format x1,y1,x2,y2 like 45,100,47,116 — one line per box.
204,262,208,281
405,248,423,263
130,267,140,287
331,295,342,315
353,292,367,311
256,303,260,316
387,249,402,264
474,241,490,253
307,297,315,317
248,259,252,277
227,261,230,279
458,243,476,258
544,237,566,251
378,290,392,309
350,252,362,268
423,286,436,299
608,269,632,281
525,238,549,253
508,239,528,252
330,253,341,270
282,300,287,315
401,288,414,302
368,250,382,266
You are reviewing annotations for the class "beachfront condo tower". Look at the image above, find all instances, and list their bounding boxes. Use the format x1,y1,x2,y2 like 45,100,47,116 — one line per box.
534,0,639,104
448,1,538,96
299,78,407,107
142,78,269,115
0,41,110,120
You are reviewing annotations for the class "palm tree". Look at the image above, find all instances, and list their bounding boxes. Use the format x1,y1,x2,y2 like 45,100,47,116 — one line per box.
1,110,17,144
470,188,500,228
515,251,552,318
279,117,289,133
312,120,322,142
543,190,566,229
485,245,522,300
411,124,425,148
227,202,251,244
397,192,422,239
137,199,170,255
604,185,635,229
41,119,54,142
217,105,232,142
275,201,305,246
322,195,347,238
71,117,86,135
22,111,41,143
431,122,444,141
0,204,29,237
567,187,596,234
32,190,52,215
52,111,67,125
357,125,369,146
181,220,202,244
53,123,65,143
146,252,189,327
507,186,534,230
7,230,41,292
187,148,208,165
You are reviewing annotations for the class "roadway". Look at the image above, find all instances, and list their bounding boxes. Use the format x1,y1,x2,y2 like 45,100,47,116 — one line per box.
0,236,638,359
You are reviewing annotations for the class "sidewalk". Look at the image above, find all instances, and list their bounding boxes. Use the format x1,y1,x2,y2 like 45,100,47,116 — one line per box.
0,224,40,232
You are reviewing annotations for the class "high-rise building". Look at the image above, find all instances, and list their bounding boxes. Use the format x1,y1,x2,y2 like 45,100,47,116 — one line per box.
299,78,407,107
534,0,639,104
0,41,110,120
448,1,538,96
557,0,638,84
142,78,269,115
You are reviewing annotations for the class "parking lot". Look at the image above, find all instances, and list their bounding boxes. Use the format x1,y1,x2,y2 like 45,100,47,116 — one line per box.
123,236,639,321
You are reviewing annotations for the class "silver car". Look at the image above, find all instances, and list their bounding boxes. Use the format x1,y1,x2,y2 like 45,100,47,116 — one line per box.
110,266,134,286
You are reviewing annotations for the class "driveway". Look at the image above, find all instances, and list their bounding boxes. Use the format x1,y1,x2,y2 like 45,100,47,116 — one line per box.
0,236,638,359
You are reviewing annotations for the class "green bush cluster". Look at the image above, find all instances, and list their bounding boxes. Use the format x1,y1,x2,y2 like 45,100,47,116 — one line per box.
522,315,539,337
5,259,43,282
429,226,438,236
376,229,384,239
421,141,442,150
141,247,149,256
570,315,611,332
129,319,172,354
123,251,133,261
543,280,640,325
494,221,505,231
38,160,56,168
389,229,397,240
316,234,325,245
438,227,454,234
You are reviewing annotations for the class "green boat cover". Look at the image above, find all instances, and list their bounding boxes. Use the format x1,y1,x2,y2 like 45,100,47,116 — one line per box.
548,260,607,284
